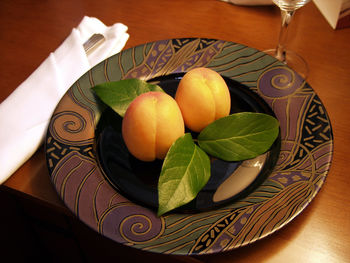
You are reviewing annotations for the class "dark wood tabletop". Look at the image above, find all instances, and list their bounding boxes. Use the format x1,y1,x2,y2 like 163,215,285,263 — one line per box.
1,0,350,262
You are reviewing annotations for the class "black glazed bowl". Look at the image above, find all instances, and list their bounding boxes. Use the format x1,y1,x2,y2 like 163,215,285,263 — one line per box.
95,73,281,213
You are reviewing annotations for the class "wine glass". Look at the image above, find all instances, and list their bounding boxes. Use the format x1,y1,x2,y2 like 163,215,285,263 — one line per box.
265,0,311,79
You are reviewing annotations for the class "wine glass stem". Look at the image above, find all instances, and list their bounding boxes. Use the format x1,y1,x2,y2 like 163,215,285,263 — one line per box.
275,9,295,62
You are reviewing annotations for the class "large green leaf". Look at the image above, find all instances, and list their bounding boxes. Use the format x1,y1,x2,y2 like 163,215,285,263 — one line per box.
92,79,164,117
157,133,211,216
198,112,279,161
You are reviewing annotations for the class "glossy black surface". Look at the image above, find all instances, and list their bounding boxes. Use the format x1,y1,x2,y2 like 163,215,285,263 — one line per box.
96,73,280,213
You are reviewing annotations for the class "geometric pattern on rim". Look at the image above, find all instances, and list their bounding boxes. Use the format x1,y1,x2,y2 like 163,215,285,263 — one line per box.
45,38,333,255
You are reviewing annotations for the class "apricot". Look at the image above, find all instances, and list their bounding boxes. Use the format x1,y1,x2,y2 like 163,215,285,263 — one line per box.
122,91,185,161
175,67,231,132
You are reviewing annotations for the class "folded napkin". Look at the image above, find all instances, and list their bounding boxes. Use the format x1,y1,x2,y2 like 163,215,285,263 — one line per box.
0,16,129,184
221,0,273,5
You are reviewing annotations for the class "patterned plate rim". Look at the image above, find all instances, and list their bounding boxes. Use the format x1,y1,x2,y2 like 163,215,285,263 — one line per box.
45,38,334,255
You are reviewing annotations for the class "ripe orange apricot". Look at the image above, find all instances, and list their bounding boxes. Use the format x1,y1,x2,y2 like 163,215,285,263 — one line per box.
175,67,231,132
122,91,185,161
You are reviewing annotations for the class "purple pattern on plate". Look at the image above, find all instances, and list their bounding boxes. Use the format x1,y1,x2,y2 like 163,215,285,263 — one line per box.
270,171,310,187
124,39,225,80
258,67,304,98
124,40,171,79
174,40,225,72
99,204,163,244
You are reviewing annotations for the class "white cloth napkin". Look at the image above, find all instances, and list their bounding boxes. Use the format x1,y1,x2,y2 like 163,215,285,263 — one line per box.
0,16,129,184
221,0,273,5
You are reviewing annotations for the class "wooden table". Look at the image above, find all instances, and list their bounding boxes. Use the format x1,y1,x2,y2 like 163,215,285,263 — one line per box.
1,0,349,262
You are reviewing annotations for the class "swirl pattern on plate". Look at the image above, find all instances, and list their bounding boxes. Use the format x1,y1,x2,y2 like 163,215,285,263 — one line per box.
45,38,333,255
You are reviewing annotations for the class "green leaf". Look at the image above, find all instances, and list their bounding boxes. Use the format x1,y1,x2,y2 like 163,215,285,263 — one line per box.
92,79,164,117
157,133,211,216
198,112,279,161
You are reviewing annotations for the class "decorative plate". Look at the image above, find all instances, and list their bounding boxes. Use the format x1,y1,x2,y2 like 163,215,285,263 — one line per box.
45,38,333,255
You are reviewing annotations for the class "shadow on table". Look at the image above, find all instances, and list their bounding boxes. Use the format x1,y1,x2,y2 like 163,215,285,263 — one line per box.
0,185,201,263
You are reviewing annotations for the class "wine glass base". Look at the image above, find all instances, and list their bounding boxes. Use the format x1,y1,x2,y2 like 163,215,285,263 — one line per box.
264,49,309,80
